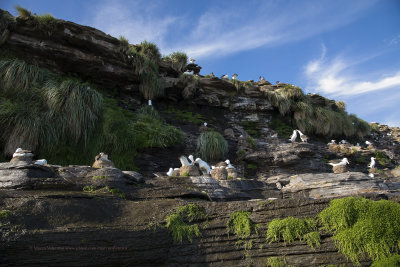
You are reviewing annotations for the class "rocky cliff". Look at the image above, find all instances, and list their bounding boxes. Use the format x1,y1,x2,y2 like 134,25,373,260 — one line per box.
1,9,400,266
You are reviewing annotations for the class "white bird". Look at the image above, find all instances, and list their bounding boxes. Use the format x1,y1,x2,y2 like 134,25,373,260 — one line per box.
328,140,336,145
328,158,350,167
15,148,22,153
239,134,244,138
369,173,374,178
166,168,173,176
221,74,229,79
13,148,33,158
339,140,347,144
368,157,376,169
270,133,278,138
365,141,372,145
148,99,152,106
179,156,192,167
232,73,238,80
296,130,308,142
184,70,194,75
188,155,195,165
195,158,211,174
204,122,207,127
189,58,195,64
356,143,360,147
259,76,265,81
225,159,235,169
34,159,47,165
211,166,216,170
289,130,298,143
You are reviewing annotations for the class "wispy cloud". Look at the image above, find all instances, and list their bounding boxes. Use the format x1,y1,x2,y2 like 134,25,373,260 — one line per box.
304,46,400,96
87,0,377,59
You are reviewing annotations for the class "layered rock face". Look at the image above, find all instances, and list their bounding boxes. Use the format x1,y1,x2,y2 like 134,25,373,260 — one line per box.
1,9,400,266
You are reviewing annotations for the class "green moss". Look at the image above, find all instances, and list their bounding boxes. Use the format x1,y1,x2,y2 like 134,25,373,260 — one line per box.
226,210,256,239
266,216,317,245
246,136,256,148
270,116,293,138
196,131,228,161
237,149,246,157
92,175,107,180
163,106,205,123
83,185,97,192
318,197,400,265
241,121,260,138
0,210,11,218
165,204,207,243
182,171,189,177
372,254,400,267
375,151,391,167
266,257,285,267
247,164,258,170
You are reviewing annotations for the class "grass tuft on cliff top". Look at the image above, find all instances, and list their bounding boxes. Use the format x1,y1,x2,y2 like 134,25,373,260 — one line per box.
163,51,188,72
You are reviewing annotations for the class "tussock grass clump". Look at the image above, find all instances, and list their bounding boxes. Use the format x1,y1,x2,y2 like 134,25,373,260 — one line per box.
139,70,164,100
371,255,400,267
266,216,318,246
318,197,400,265
34,14,56,25
165,204,207,243
231,79,254,92
264,84,370,139
15,5,32,18
163,51,188,72
132,40,161,64
118,35,129,47
226,210,256,239
266,257,285,267
196,131,228,161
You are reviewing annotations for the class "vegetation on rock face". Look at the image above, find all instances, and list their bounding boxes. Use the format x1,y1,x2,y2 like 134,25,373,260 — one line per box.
264,85,370,139
162,51,188,72
196,131,228,161
269,116,293,138
241,121,260,138
371,254,400,267
231,79,254,92
0,56,184,170
226,210,256,239
318,197,400,265
165,204,207,243
163,106,205,123
266,257,285,267
15,5,32,18
266,216,319,247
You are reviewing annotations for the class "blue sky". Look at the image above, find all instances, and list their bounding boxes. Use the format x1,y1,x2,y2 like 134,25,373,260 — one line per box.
2,0,400,126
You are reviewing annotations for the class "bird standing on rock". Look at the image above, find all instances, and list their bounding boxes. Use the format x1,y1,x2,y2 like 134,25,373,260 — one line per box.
195,158,211,174
221,74,229,80
368,157,376,169
232,74,238,80
289,130,298,143
189,58,195,64
328,158,349,167
166,168,173,176
179,155,192,167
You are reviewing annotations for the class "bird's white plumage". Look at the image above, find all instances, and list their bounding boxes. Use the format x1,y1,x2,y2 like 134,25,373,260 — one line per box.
148,99,152,106
221,74,229,79
296,130,308,142
34,159,47,165
184,70,194,75
289,130,297,143
232,74,238,80
328,158,349,167
166,168,173,176
179,156,192,167
189,58,195,64
365,141,372,145
339,140,347,144
368,157,376,169
195,158,211,174
369,173,374,178
204,122,207,127
328,140,336,145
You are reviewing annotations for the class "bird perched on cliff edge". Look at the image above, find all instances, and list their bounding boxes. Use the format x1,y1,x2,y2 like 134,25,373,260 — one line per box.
289,130,298,143
221,74,229,80
179,155,192,167
195,158,211,174
368,157,376,169
296,130,309,142
232,74,238,80
189,58,195,64
328,158,349,167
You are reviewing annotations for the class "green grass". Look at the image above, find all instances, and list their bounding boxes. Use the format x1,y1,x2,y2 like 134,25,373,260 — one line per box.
83,185,125,198
231,79,253,92
375,151,391,167
34,14,56,25
371,254,400,267
119,35,129,46
0,56,183,170
15,5,32,18
226,210,256,239
131,40,161,64
237,149,246,157
241,121,260,138
92,175,108,180
265,84,370,139
318,197,400,266
0,210,11,218
165,204,207,243
246,136,256,147
196,131,228,161
162,51,188,72
303,231,321,248
163,106,205,123
83,185,97,192
269,116,293,138
266,257,285,267
266,216,318,245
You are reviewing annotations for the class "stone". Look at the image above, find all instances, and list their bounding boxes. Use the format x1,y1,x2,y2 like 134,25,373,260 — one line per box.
179,165,200,176
10,155,33,164
123,171,145,183
223,128,235,139
210,167,228,180
332,165,349,174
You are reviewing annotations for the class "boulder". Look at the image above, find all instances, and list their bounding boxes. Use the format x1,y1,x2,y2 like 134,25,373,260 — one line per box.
123,171,145,183
224,128,235,139
210,167,228,180
333,165,348,174
179,165,200,176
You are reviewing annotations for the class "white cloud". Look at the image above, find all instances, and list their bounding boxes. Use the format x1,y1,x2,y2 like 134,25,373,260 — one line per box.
86,0,378,59
304,47,400,96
